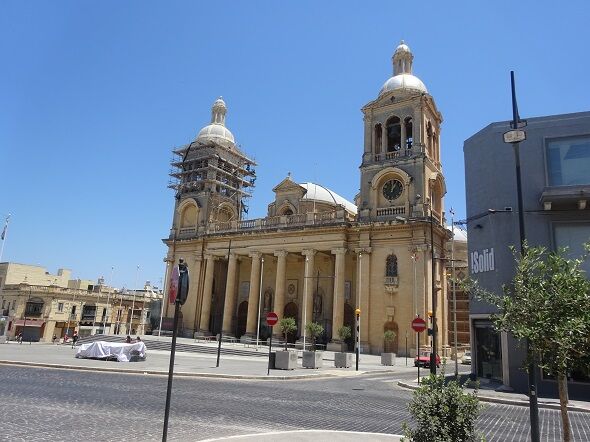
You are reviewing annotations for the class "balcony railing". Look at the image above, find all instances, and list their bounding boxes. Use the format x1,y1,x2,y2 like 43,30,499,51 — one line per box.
374,149,414,162
174,210,353,239
375,206,406,217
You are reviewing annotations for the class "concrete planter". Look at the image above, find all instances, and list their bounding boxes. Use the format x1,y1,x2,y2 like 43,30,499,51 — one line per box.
334,352,353,368
275,350,297,370
381,352,396,366
326,341,348,352
302,351,323,369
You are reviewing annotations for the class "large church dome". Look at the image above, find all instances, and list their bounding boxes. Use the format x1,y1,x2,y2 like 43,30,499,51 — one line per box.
379,41,428,96
196,97,235,148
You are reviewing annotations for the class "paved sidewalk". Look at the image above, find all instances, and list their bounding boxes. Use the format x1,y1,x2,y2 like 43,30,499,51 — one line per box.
201,430,403,441
0,340,415,380
397,375,590,413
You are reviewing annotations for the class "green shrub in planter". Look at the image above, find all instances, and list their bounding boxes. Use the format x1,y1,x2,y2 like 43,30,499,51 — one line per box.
337,325,351,342
278,317,297,350
305,322,324,351
402,371,483,442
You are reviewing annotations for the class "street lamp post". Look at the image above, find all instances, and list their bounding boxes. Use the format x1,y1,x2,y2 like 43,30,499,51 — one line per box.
505,70,539,442
451,208,459,379
428,203,438,375
102,266,114,335
159,258,171,337
255,256,264,349
129,265,140,335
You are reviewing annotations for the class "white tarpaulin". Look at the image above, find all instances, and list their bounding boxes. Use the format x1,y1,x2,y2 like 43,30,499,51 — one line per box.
75,341,147,362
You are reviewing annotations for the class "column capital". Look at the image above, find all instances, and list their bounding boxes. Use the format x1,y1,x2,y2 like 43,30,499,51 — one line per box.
203,253,218,261
249,251,262,260
192,252,203,261
331,248,347,256
354,247,372,255
302,249,316,258
274,250,288,258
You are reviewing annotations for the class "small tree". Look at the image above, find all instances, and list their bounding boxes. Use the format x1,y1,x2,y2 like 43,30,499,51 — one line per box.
466,243,590,442
337,325,351,342
402,371,483,442
305,322,324,351
278,317,297,350
383,330,396,353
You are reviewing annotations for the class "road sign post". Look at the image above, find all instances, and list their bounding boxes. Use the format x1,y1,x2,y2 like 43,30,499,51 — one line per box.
412,316,427,385
355,308,361,371
266,312,278,375
162,259,189,442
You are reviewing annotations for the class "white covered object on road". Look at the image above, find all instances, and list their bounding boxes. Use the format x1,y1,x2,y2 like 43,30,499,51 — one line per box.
75,341,147,362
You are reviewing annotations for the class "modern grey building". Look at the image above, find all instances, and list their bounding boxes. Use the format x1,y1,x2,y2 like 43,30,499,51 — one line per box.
464,111,590,399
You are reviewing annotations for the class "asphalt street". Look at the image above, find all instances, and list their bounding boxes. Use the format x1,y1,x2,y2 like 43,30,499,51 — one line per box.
1,366,589,441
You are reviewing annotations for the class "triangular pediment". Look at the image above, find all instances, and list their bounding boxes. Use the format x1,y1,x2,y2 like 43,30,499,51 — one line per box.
272,176,306,195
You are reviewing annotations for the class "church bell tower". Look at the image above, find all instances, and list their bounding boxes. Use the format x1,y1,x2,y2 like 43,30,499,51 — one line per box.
358,41,445,223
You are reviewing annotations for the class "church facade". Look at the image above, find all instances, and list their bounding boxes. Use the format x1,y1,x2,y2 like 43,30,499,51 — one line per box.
162,42,450,355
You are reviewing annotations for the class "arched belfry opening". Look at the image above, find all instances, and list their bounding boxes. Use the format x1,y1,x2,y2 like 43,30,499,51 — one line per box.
386,117,401,151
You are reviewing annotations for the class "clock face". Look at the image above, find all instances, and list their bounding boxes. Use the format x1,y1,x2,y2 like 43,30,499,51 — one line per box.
382,179,403,201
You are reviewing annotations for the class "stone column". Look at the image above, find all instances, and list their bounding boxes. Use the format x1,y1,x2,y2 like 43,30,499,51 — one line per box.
187,253,203,334
273,250,288,337
401,121,407,150
381,124,388,153
199,254,216,333
221,253,238,334
330,248,346,342
301,249,316,334
245,252,262,335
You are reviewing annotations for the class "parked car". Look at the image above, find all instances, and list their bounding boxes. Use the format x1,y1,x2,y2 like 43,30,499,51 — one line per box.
414,351,441,368
461,350,472,365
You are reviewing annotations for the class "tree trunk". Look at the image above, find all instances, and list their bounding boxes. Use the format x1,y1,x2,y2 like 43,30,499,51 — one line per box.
557,372,572,442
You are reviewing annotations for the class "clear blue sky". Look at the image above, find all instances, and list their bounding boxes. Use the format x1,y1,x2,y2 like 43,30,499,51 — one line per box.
1,1,589,288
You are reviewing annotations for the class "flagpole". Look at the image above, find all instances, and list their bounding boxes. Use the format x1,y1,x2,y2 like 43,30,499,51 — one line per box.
0,214,11,263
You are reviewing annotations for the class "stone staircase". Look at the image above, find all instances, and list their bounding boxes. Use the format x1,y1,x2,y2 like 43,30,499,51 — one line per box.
76,334,268,358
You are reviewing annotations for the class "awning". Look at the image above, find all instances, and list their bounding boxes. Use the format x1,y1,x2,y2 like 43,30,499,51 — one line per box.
14,319,45,328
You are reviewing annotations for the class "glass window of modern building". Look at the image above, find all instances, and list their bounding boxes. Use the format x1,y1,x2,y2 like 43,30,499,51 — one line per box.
546,136,590,186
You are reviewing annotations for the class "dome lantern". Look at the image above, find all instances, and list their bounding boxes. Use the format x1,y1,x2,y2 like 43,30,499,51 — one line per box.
392,40,414,76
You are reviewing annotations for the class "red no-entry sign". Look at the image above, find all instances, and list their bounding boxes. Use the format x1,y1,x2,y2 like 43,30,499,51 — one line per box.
266,312,278,326
411,317,427,333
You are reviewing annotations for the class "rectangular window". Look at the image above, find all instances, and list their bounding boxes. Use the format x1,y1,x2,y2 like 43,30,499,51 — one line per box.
58,302,64,312
554,223,590,275
547,136,590,186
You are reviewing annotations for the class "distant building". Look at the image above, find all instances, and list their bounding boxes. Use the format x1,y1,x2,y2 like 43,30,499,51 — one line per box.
0,262,162,341
464,111,590,399
445,226,469,350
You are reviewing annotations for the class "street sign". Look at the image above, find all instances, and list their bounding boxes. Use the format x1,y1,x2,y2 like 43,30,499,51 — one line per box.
411,317,427,333
266,312,278,326
168,265,179,304
503,129,526,144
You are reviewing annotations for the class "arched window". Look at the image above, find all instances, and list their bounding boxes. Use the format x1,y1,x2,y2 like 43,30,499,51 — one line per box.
386,117,401,151
426,121,433,156
282,208,293,216
404,117,413,149
180,204,197,228
386,255,398,277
